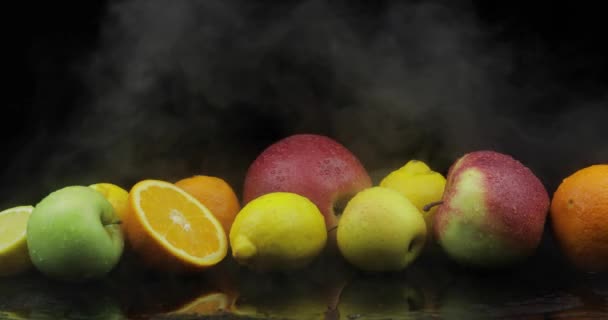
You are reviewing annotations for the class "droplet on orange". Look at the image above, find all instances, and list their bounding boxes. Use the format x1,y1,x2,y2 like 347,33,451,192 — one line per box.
124,180,228,272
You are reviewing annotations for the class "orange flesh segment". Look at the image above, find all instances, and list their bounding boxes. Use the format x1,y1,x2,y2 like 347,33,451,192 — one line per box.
137,184,223,261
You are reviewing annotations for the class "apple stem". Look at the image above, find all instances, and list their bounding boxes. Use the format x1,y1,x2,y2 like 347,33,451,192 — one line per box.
326,225,338,233
423,201,444,212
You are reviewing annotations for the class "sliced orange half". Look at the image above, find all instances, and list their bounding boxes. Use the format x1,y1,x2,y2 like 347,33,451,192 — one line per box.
124,180,228,271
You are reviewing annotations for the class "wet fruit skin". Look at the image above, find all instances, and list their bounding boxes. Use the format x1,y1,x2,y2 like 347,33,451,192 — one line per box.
337,187,427,272
433,150,550,268
27,186,124,282
242,134,372,243
380,160,446,234
550,164,608,272
229,192,327,272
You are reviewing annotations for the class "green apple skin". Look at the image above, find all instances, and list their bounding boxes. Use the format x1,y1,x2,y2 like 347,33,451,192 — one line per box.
27,186,124,282
433,151,549,268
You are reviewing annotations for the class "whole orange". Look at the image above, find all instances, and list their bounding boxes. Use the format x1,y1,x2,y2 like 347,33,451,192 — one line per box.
550,164,608,272
175,175,240,236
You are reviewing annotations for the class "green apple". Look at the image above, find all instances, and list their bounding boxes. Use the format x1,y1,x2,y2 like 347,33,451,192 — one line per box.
337,187,427,272
27,186,124,282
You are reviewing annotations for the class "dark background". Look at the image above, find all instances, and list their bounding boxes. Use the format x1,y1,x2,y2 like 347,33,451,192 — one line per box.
4,0,608,209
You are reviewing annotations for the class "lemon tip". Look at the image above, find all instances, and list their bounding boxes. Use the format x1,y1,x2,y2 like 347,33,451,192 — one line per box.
232,235,257,261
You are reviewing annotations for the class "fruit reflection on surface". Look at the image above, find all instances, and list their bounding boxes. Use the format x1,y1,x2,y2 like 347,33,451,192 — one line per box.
337,276,425,320
124,180,227,272
436,268,581,320
232,273,330,320
0,275,126,320
337,187,427,272
380,160,446,235
175,175,241,236
27,186,124,282
229,192,327,271
242,134,372,245
165,291,229,316
1,255,608,319
550,164,608,272
113,269,208,318
433,150,550,268
0,206,33,277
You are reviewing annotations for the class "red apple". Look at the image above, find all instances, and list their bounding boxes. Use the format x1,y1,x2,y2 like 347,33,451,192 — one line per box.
432,150,550,268
243,134,372,242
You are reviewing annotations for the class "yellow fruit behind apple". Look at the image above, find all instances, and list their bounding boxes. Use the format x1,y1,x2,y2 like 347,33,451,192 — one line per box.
380,160,446,233
89,183,129,220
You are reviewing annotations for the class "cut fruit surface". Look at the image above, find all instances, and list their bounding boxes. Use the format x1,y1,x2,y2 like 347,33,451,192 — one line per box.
0,205,33,276
125,180,228,271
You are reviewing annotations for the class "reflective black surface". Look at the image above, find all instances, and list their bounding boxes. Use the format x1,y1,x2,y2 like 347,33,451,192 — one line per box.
4,1,608,319
2,240,607,320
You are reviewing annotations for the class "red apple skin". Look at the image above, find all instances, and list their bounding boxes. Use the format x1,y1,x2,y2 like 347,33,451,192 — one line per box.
433,150,550,268
243,134,372,233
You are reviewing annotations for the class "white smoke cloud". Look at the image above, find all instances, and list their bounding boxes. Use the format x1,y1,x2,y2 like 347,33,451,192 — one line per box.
3,0,607,208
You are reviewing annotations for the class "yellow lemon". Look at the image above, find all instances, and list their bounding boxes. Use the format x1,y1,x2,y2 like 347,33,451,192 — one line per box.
89,183,129,220
380,160,446,232
229,192,327,271
0,206,33,276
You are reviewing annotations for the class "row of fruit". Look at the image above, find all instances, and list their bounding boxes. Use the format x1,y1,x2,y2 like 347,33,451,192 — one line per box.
0,133,607,282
